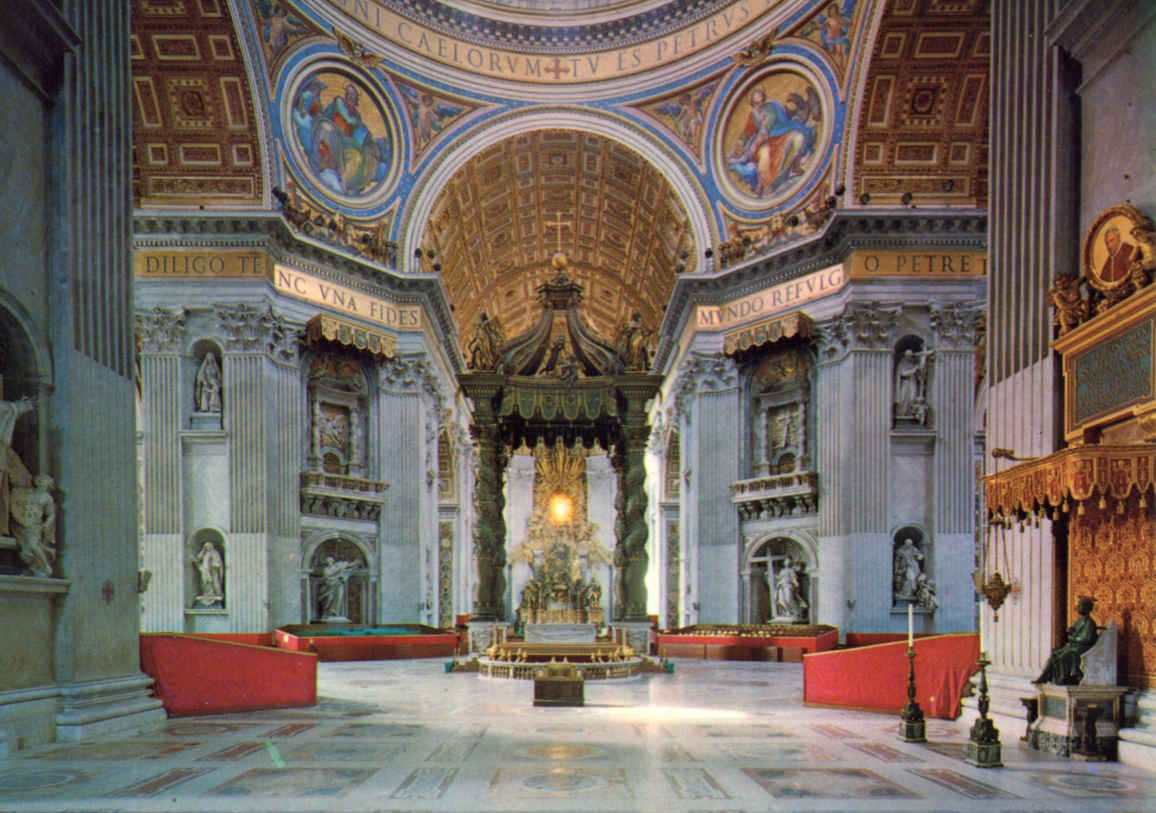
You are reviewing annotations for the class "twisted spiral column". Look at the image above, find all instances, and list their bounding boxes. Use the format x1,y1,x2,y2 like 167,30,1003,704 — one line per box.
470,423,508,619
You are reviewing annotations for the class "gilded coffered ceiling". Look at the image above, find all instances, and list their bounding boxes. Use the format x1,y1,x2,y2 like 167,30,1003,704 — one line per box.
423,130,695,345
130,0,264,208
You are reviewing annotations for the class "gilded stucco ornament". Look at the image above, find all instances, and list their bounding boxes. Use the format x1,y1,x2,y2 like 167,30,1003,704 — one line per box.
1051,205,1156,330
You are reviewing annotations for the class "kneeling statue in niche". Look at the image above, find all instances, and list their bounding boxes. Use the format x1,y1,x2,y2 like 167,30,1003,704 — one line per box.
1032,595,1098,685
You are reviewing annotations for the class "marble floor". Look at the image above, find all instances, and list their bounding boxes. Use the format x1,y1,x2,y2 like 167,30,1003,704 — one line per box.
1,657,1154,812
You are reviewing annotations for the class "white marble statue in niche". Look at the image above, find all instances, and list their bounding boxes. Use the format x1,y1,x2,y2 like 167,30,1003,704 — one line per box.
192,540,224,607
892,536,929,601
894,341,934,425
194,352,223,413
0,396,35,538
914,573,939,610
770,556,808,623
318,555,357,620
10,474,56,578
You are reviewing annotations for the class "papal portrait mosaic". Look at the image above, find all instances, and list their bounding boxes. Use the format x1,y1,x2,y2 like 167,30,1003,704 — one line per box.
1083,204,1153,291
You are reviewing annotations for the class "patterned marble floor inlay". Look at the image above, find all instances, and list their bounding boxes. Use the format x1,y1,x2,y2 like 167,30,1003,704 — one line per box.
513,742,608,760
1027,771,1146,797
2,659,1155,812
743,767,922,799
426,740,478,762
721,741,836,762
287,740,407,762
0,768,95,794
265,722,316,738
20,741,202,761
108,768,212,797
847,742,925,762
664,767,729,799
487,765,633,799
326,722,424,738
163,722,260,736
809,724,860,738
206,766,377,796
199,742,267,760
909,767,1022,799
392,766,457,799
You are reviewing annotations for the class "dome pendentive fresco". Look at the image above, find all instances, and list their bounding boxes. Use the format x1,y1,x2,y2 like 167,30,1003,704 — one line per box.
283,64,400,205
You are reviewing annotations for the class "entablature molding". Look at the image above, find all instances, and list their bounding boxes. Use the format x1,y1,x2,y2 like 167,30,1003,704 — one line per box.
132,214,462,371
656,212,987,372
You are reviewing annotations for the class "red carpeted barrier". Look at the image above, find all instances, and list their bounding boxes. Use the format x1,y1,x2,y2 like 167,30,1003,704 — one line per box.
803,633,979,719
140,633,317,716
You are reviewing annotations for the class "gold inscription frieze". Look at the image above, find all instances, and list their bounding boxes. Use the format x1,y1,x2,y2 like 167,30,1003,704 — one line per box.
274,265,422,330
848,250,987,278
134,249,268,277
696,264,845,331
326,0,770,84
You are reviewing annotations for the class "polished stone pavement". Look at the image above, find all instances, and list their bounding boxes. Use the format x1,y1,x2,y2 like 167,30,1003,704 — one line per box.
1,657,1154,812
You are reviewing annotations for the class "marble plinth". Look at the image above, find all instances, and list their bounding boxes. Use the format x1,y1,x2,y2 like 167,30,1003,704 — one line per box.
525,623,596,643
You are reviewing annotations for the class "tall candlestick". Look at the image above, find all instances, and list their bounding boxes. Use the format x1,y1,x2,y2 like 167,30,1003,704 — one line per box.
908,603,914,648
978,605,984,654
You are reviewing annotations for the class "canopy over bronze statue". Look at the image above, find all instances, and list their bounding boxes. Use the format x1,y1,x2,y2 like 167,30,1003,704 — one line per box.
1032,596,1098,686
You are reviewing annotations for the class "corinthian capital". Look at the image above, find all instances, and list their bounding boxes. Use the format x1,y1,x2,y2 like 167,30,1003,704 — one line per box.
930,302,984,350
136,306,187,353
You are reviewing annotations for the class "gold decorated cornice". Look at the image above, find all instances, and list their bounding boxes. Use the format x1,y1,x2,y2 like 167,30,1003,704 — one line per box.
724,311,812,355
305,314,397,358
984,444,1156,517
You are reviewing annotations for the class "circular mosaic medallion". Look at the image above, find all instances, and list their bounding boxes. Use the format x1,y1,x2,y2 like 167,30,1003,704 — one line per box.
285,64,399,207
518,742,605,760
0,770,88,791
715,62,831,211
520,768,605,793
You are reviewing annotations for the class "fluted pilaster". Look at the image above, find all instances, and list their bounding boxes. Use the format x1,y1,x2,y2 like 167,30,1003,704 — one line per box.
140,354,182,534
225,354,266,533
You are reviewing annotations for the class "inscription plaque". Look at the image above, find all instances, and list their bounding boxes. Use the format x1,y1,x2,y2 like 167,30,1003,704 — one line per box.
1072,320,1153,426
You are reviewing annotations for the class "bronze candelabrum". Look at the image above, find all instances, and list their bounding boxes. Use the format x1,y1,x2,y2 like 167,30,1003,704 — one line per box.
898,646,926,742
965,652,1003,768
